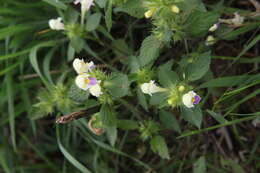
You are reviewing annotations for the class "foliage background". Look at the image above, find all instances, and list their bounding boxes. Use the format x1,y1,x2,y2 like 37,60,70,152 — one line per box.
0,0,259,172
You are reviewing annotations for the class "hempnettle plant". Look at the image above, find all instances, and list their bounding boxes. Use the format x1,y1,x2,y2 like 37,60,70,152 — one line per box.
1,0,259,172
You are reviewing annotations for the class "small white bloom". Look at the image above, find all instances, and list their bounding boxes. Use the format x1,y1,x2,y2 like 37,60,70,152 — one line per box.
48,17,65,30
140,80,164,96
75,74,103,97
231,12,244,26
75,73,91,90
209,23,218,32
182,91,201,108
73,58,95,74
74,0,94,13
89,83,103,97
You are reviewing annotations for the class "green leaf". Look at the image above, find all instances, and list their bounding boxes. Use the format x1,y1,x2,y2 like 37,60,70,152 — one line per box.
42,0,67,10
115,0,146,18
181,107,203,128
105,0,113,31
104,73,129,98
29,41,57,87
159,110,181,133
207,110,228,124
184,10,219,37
68,83,89,103
100,104,116,127
158,60,179,87
150,135,170,160
150,92,168,106
117,120,139,130
186,52,211,81
70,37,85,53
128,56,140,73
137,87,148,111
67,42,75,61
86,13,102,31
96,0,107,8
193,156,206,173
220,22,260,40
106,126,117,147
138,35,162,67
57,128,92,173
198,75,251,88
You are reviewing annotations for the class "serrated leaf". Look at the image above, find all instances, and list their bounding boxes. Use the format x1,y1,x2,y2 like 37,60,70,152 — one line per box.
106,126,117,147
150,136,170,160
158,60,179,87
159,110,181,133
184,10,219,37
193,156,206,173
115,0,146,18
86,13,102,31
138,35,161,67
105,73,129,98
186,52,211,81
182,107,203,128
117,120,139,130
68,83,89,103
100,104,116,127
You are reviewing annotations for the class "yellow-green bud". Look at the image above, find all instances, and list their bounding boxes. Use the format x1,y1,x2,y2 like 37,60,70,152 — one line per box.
144,8,155,18
206,35,216,46
171,5,180,13
178,85,185,92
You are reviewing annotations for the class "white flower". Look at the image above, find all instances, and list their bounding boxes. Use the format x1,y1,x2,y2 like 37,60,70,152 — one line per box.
73,58,95,74
140,80,164,96
182,91,201,108
48,17,65,30
89,83,103,97
209,23,218,32
75,74,103,97
74,0,94,13
231,12,244,26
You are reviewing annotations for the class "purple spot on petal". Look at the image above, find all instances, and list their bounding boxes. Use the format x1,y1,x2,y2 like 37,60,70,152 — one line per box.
193,95,201,104
88,77,98,86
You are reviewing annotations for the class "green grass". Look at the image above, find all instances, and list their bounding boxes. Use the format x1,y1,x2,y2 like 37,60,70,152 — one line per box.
0,0,259,173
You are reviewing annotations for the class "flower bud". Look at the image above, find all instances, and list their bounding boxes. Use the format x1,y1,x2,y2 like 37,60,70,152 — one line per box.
171,5,180,13
209,23,218,32
206,35,216,46
178,85,185,92
144,9,155,18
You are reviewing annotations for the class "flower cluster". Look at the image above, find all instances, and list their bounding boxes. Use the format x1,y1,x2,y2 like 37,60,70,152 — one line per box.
48,0,94,30
73,58,103,97
140,80,201,109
